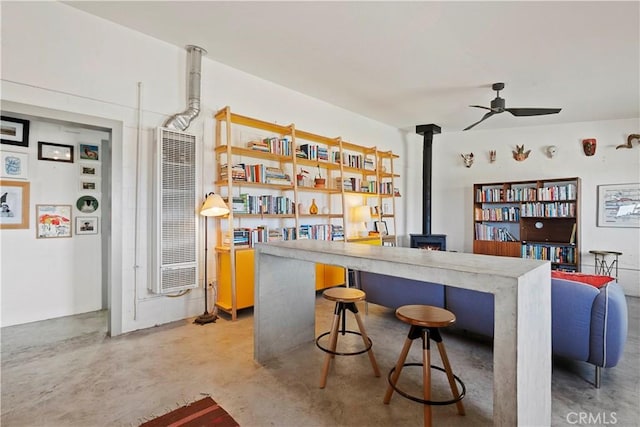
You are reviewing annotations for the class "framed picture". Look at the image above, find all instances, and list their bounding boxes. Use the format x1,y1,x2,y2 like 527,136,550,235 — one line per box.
79,179,100,192
76,216,98,235
38,141,74,163
80,164,100,176
0,180,30,229
374,220,388,236
76,195,99,213
79,143,99,161
1,151,28,180
36,204,72,238
1,116,30,147
598,183,640,228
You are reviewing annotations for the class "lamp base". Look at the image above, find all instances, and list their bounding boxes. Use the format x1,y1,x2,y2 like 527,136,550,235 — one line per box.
194,311,218,325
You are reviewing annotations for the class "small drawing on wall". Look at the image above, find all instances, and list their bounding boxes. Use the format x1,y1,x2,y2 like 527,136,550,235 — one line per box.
79,180,99,192
76,195,99,213
76,216,98,235
1,151,28,180
36,204,72,238
79,143,99,161
598,183,640,228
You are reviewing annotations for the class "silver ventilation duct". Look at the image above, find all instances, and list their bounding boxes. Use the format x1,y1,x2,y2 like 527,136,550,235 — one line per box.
163,45,207,131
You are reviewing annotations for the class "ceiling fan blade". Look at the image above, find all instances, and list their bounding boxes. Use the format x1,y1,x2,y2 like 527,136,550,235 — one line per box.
506,108,562,117
463,111,495,131
469,105,493,111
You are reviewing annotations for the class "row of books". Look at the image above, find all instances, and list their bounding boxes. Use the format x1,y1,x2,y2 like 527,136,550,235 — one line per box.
229,226,297,248
297,144,330,161
520,202,576,218
474,223,518,241
299,224,344,241
475,206,521,222
476,184,577,203
220,163,291,185
521,243,576,264
228,193,294,215
247,137,292,156
537,184,577,201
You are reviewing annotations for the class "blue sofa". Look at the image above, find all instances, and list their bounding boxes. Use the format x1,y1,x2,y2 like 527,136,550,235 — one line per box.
357,271,628,388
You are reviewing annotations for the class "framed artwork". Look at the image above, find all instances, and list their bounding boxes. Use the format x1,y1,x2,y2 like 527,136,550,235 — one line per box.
0,180,30,229
598,183,640,228
80,164,100,176
38,141,74,163
76,216,98,235
36,204,72,238
79,179,100,192
79,143,99,161
76,195,99,213
1,116,30,147
1,151,28,180
374,220,388,236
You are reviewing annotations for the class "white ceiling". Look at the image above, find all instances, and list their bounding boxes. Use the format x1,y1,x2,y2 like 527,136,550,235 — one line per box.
65,1,639,133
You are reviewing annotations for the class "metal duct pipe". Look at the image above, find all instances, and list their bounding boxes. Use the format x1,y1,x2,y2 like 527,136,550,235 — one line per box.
163,45,207,131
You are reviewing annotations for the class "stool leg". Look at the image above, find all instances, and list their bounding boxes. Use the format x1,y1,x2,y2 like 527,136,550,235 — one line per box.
353,309,381,377
384,336,413,404
319,306,342,388
436,341,465,416
422,329,432,427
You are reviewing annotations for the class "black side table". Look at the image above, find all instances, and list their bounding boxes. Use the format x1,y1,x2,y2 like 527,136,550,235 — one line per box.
588,250,622,281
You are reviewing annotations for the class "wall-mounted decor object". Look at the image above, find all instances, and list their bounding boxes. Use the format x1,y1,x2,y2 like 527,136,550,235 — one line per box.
79,180,99,192
616,134,639,149
76,195,99,213
582,138,597,156
79,143,99,161
1,151,28,179
0,180,30,229
1,116,30,147
597,183,640,228
489,150,496,163
80,164,99,176
36,204,72,238
461,152,474,168
546,145,558,158
374,220,388,236
512,144,531,161
75,216,98,235
38,141,74,163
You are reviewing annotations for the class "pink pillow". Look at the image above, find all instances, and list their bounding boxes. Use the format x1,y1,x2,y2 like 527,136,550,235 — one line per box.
551,271,614,288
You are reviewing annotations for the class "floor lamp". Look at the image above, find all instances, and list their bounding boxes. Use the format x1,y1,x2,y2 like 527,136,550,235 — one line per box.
194,192,230,325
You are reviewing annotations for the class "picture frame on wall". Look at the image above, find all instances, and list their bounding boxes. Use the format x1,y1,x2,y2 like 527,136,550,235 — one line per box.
76,216,98,235
0,180,30,229
1,116,30,147
1,151,28,180
38,141,74,163
79,143,99,161
36,204,72,238
79,179,100,192
80,164,99,176
597,183,640,228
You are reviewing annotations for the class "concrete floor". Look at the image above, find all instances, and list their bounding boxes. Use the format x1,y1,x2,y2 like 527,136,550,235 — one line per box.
1,294,639,427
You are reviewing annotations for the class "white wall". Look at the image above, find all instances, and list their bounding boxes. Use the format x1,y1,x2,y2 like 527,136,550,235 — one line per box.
1,2,637,333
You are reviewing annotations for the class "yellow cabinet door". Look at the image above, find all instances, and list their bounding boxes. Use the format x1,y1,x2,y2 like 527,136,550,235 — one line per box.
217,249,255,311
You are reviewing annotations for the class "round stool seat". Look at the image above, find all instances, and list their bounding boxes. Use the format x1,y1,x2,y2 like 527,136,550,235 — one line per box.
396,304,456,329
323,287,366,303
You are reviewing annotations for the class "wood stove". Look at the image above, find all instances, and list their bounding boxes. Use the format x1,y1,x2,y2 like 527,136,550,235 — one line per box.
411,124,446,250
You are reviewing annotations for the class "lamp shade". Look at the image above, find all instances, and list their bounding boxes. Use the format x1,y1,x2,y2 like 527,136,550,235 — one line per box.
200,192,230,217
352,205,372,222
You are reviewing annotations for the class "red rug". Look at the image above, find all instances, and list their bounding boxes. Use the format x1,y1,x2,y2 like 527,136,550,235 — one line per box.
140,396,239,427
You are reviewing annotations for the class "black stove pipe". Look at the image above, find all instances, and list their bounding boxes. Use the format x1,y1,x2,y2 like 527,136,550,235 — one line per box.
415,124,441,236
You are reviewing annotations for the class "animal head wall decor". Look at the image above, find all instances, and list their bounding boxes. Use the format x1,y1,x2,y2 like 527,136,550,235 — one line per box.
582,139,597,156
546,145,558,158
489,150,496,163
461,152,474,168
512,145,531,161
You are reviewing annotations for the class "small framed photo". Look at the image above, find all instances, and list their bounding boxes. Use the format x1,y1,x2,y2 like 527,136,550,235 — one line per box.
38,141,74,163
36,204,72,238
374,220,388,236
79,143,99,161
80,164,99,176
0,180,30,229
79,180,100,192
76,195,99,213
1,151,28,180
1,116,30,147
76,216,98,235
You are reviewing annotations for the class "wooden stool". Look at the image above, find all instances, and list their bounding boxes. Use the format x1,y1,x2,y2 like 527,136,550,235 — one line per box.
384,305,465,427
316,287,381,388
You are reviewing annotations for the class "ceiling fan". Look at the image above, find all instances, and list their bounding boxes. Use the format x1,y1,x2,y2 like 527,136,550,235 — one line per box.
463,82,561,131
